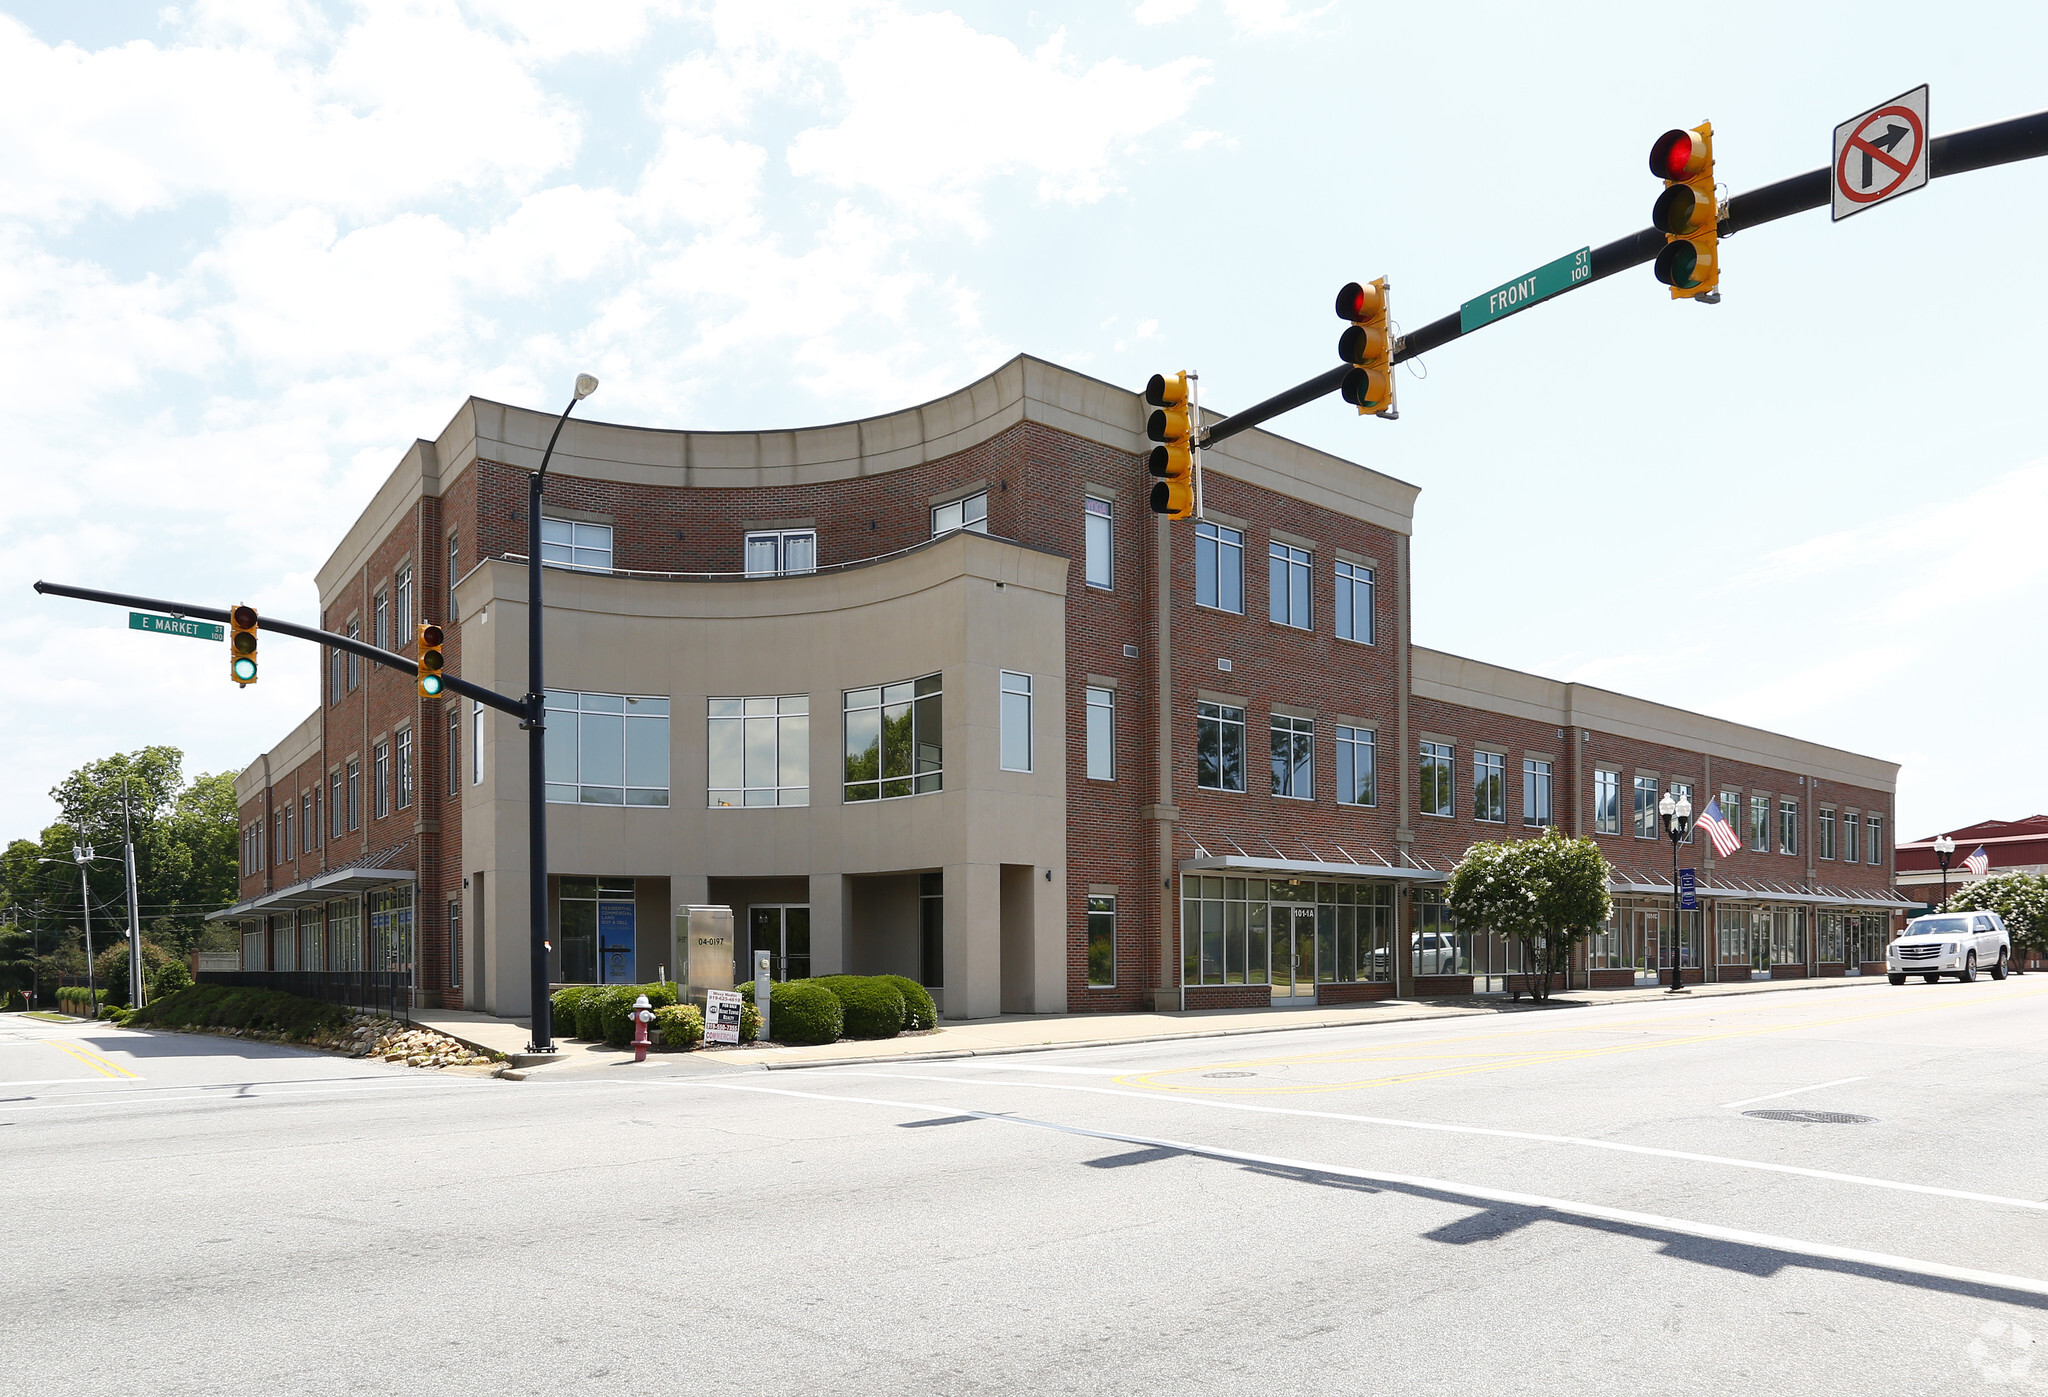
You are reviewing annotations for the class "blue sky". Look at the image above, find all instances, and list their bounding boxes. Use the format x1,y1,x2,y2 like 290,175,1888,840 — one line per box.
2,0,2044,844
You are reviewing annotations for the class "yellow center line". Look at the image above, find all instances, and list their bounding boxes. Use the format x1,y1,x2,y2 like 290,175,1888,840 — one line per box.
1116,985,2048,1097
49,1039,139,1080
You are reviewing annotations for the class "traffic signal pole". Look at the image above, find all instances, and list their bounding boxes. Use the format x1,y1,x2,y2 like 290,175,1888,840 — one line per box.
1200,106,2048,449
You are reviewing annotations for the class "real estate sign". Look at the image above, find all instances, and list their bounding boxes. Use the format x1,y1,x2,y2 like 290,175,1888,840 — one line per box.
704,988,743,1045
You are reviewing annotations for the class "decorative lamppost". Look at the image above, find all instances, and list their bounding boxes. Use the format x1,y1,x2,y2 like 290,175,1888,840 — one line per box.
1659,790,1693,993
1932,833,1956,910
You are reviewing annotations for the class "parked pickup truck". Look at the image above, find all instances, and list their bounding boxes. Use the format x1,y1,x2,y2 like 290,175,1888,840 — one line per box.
1887,911,2011,984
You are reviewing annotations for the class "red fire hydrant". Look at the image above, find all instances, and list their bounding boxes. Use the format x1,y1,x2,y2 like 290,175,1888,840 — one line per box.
631,994,655,1063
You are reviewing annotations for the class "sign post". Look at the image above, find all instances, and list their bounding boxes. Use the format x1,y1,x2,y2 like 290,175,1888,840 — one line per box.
1832,84,1930,221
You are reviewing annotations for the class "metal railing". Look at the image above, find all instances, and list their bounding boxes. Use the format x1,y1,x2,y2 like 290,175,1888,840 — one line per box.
197,970,411,1023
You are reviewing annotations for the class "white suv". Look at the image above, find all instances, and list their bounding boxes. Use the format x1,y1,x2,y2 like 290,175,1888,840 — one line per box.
1888,912,2011,984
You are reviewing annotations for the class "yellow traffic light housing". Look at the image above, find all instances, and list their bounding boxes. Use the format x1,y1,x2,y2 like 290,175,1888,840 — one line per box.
1336,279,1396,416
417,622,446,698
228,604,258,686
1145,371,1198,520
1649,122,1719,301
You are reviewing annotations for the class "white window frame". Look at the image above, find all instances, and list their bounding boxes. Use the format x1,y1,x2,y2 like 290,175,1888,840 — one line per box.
394,565,412,640
1194,521,1244,614
1270,714,1313,800
541,517,615,573
744,529,817,578
1335,725,1375,806
1779,799,1798,856
470,700,484,786
1473,751,1506,824
931,493,988,538
395,727,413,811
1634,775,1660,839
1268,542,1311,630
1867,814,1884,865
1594,769,1621,835
1334,559,1375,645
1196,702,1246,792
1085,686,1115,781
843,675,944,802
1000,672,1033,773
1420,741,1454,818
1083,497,1113,590
544,690,672,807
1818,807,1836,860
708,696,810,807
1087,895,1116,988
373,741,390,820
1523,758,1553,828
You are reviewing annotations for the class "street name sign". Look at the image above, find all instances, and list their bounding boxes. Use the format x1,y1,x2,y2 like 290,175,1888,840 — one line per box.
1832,84,1929,221
1679,868,1698,911
1460,248,1592,333
129,611,224,642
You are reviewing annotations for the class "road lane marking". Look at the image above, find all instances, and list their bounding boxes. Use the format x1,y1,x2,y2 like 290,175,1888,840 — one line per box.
49,1040,138,1080
1722,1076,1868,1110
0,1079,480,1115
962,1064,1135,1076
801,1068,2048,1215
642,1076,2048,1299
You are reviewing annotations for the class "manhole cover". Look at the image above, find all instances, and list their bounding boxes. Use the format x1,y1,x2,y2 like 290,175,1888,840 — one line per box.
1743,1109,1875,1124
1203,1071,1254,1079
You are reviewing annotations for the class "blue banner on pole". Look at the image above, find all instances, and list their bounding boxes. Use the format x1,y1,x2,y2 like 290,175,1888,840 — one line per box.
1678,868,1697,911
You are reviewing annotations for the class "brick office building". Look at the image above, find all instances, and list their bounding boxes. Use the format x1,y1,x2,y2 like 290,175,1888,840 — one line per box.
211,356,1911,1020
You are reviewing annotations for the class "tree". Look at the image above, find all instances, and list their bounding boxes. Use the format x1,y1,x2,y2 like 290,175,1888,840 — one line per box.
1941,873,2048,972
1447,829,1614,1001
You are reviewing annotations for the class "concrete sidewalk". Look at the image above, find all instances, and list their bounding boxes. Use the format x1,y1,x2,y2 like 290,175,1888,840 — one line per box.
414,972,1894,1074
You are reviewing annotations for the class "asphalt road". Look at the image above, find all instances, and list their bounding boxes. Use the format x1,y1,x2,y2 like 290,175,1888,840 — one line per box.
4,977,2046,1396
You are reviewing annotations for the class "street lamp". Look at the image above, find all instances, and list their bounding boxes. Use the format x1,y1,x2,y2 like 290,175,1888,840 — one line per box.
523,372,599,1055
39,846,104,1017
1659,790,1693,994
1932,833,1956,910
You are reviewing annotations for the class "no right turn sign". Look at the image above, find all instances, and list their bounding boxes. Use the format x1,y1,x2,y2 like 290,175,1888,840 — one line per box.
1832,84,1930,221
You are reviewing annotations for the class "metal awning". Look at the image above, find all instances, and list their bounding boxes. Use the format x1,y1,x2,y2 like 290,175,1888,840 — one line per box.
1606,877,1914,910
206,867,416,922
1180,854,1448,884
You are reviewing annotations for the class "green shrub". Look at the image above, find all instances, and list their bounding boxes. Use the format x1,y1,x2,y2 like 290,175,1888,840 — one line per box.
737,997,761,1043
877,975,937,1031
125,985,350,1040
56,987,109,1016
653,1003,703,1050
595,984,678,1046
94,941,185,1008
149,958,193,1000
810,976,904,1039
573,991,611,1041
551,985,599,1038
767,980,842,1045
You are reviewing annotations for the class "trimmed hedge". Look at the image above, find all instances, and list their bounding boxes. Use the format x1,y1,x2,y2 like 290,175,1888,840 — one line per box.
812,976,905,1039
768,980,842,1045
124,984,350,1041
878,975,938,1031
653,1003,703,1049
550,985,602,1039
600,983,679,1046
56,987,108,1016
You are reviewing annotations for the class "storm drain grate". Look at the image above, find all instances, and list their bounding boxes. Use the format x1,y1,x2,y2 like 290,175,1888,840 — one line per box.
1743,1109,1876,1124
1203,1071,1255,1079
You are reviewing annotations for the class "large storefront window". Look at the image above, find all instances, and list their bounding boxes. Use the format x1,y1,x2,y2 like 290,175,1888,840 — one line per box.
327,897,361,971
367,887,414,991
559,877,636,985
1182,877,1393,987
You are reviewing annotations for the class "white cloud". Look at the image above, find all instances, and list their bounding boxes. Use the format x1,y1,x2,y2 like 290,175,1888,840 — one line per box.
1135,0,1201,21
1222,0,1335,34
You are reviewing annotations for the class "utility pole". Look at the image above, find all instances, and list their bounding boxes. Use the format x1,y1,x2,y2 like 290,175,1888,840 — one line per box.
123,779,144,1009
76,846,96,1018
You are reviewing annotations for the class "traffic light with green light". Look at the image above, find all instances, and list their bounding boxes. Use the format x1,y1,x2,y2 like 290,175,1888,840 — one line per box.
228,605,258,686
1649,122,1719,301
417,622,446,698
1145,372,1197,519
1336,279,1396,416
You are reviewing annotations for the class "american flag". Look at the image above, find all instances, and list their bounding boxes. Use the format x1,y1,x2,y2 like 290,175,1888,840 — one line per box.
1964,845,1990,876
1696,797,1742,858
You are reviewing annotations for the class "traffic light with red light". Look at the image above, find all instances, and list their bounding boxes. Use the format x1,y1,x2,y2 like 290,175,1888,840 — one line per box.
1145,371,1197,519
417,622,446,698
228,605,258,686
1649,122,1719,301
1336,279,1396,416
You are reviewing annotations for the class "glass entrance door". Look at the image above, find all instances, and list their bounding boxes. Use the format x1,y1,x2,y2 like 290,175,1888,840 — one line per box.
748,905,811,982
1750,909,1773,979
1632,908,1662,986
1272,906,1317,1005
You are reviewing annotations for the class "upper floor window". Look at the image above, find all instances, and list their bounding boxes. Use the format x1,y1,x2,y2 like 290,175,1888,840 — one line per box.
545,691,670,806
1269,543,1311,629
447,530,459,622
1779,799,1798,855
1085,686,1116,780
844,675,943,801
394,565,412,639
396,728,413,811
1748,794,1770,851
281,802,292,862
1594,769,1620,834
709,696,809,807
1419,740,1454,818
447,704,460,799
1195,521,1244,613
1336,725,1375,806
1818,807,1836,859
329,641,343,706
542,517,614,572
1084,497,1113,589
1000,672,1034,773
1270,715,1313,799
346,759,360,831
745,530,816,578
302,792,315,854
373,741,390,820
1196,702,1246,792
1335,560,1375,645
1473,751,1506,823
931,493,988,537
1843,812,1861,868
1523,759,1553,827
1634,776,1660,838
329,769,343,838
347,620,361,690
373,590,389,652
470,700,484,787
1867,814,1885,865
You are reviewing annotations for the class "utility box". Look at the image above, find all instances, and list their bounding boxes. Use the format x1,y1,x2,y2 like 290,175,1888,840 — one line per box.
678,905,735,1008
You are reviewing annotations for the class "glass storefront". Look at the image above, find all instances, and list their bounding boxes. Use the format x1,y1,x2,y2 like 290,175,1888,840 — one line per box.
1182,876,1394,993
368,886,415,986
558,877,635,985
